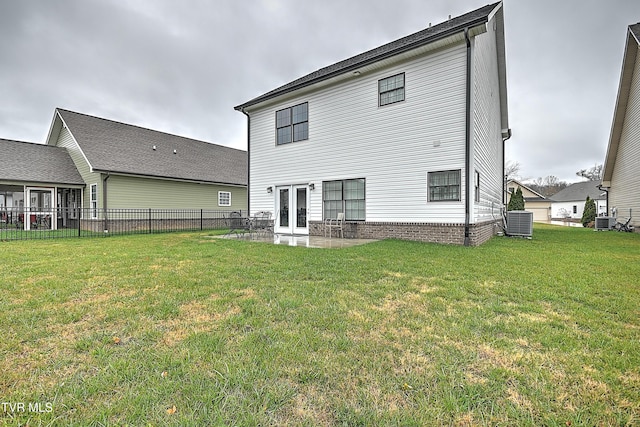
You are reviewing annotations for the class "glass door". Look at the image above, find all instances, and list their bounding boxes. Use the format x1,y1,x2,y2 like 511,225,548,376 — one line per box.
275,185,308,235
25,187,55,230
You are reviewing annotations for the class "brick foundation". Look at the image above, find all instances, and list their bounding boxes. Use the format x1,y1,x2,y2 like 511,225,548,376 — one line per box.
309,220,500,246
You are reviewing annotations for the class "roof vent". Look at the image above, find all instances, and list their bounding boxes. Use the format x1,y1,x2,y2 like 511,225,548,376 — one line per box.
173,149,177,154
152,145,156,150
448,15,451,20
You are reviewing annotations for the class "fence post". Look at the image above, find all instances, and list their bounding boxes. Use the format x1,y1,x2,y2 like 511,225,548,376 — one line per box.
148,208,152,234
200,209,203,230
78,210,81,237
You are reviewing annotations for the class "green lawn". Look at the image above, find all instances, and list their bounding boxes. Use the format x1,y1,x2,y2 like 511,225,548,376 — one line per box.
1,225,639,426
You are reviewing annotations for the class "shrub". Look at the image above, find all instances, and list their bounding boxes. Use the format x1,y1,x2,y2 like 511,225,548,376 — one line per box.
508,187,525,211
582,196,596,227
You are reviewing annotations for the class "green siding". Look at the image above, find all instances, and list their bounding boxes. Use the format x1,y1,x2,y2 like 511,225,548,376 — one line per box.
55,126,99,209
106,175,247,210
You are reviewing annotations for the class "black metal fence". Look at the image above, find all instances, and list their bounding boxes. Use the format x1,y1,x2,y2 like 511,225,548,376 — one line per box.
0,207,243,241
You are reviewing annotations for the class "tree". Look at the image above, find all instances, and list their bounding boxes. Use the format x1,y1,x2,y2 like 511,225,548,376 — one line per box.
508,186,525,211
581,196,596,227
527,175,568,197
576,164,603,181
505,161,521,181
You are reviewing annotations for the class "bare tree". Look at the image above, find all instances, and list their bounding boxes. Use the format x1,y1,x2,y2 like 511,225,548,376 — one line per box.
527,175,568,197
576,164,603,181
505,161,521,181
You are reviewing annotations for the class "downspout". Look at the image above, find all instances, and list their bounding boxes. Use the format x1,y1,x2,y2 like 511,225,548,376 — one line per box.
597,184,609,216
464,27,472,246
102,173,110,233
240,108,251,216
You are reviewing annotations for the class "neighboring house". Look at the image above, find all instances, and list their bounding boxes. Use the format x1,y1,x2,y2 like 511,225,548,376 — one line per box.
602,23,640,228
549,181,606,220
1,109,248,230
235,2,510,246
1,138,85,230
506,179,550,222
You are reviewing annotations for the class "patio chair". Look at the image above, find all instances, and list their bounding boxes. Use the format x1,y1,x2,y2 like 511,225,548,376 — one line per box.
324,212,345,238
253,211,273,237
225,211,251,237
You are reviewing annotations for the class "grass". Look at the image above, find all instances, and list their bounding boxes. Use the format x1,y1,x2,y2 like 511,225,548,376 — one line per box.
1,224,639,426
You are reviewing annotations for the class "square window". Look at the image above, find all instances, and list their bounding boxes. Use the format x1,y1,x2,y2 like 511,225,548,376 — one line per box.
428,170,461,202
218,191,231,207
323,178,365,221
276,102,308,145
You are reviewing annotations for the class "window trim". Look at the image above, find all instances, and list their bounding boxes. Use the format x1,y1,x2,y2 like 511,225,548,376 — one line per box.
474,170,480,203
218,191,231,207
427,170,462,202
378,72,405,107
90,183,98,219
275,102,308,145
322,178,366,221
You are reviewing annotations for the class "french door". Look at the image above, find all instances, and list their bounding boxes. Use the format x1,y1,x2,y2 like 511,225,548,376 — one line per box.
275,185,308,235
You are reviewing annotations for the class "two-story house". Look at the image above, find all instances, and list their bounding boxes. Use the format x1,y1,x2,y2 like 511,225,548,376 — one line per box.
235,2,510,246
602,23,640,229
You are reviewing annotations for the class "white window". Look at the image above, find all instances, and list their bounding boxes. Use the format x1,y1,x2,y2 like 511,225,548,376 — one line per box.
379,73,405,106
90,184,98,219
218,191,231,207
428,170,461,202
276,102,308,145
474,171,480,203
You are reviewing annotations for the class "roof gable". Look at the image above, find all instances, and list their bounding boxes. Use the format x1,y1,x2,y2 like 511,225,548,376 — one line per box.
235,2,503,111
506,179,546,199
603,23,640,184
0,138,84,185
51,109,247,186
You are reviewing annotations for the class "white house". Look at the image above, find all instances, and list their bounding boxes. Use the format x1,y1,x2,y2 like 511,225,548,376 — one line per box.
549,181,607,220
235,2,510,246
602,23,640,228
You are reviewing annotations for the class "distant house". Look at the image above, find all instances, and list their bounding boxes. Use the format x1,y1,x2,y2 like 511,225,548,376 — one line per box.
1,109,247,231
235,2,510,246
506,179,550,222
549,181,606,220
602,23,640,228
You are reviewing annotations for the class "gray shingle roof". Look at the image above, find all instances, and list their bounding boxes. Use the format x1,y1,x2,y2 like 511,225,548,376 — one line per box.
235,2,501,111
630,23,640,41
56,109,247,186
550,181,606,202
0,138,84,185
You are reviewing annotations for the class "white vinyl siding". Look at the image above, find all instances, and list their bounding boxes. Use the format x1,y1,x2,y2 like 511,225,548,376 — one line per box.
472,13,505,223
609,47,640,227
248,42,468,222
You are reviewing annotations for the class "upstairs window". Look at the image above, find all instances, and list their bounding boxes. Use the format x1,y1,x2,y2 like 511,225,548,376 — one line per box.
276,102,308,145
428,170,461,202
379,73,405,106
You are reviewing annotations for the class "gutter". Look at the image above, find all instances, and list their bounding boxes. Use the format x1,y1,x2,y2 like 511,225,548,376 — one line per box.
239,108,251,214
464,27,472,247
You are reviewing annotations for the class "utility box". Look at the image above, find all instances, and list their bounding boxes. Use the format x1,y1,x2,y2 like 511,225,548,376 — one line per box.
506,210,533,237
595,216,615,231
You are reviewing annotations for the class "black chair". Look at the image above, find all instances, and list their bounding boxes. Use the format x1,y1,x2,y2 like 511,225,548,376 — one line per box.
226,211,251,237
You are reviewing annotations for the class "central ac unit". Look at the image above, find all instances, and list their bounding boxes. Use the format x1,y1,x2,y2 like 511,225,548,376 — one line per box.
506,210,533,237
595,216,615,231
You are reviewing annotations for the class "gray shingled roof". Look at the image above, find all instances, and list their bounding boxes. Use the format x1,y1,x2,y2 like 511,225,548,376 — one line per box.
0,138,84,185
630,23,640,41
235,2,500,110
56,109,247,186
550,181,606,202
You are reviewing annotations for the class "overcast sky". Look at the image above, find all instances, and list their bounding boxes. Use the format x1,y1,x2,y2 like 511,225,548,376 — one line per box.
1,0,639,183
